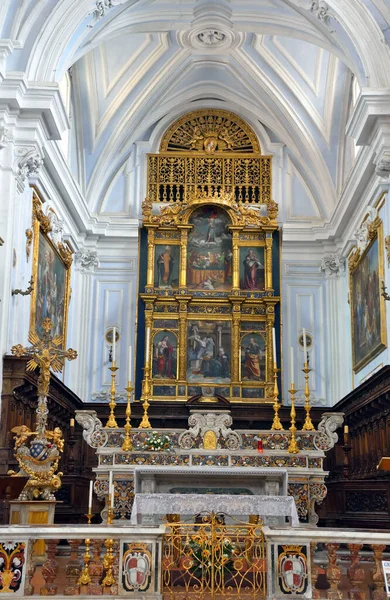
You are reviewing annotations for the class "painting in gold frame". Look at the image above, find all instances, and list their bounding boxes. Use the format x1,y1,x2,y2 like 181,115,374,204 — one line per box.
30,211,71,347
349,219,387,372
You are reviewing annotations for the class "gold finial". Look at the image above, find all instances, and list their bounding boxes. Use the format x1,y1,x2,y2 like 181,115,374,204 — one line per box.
302,361,315,431
121,381,133,451
105,361,119,428
102,539,116,588
78,539,92,585
288,382,299,454
271,365,284,431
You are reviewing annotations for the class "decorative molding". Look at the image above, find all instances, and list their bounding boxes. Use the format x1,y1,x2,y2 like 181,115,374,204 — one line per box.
385,235,390,268
74,248,99,273
16,150,43,193
375,151,390,179
0,126,11,150
313,412,344,452
75,410,108,448
353,206,379,254
320,254,345,277
197,30,227,47
178,411,242,451
92,0,113,20
309,1,336,28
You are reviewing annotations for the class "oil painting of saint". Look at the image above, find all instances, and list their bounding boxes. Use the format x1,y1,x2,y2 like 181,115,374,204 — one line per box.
240,247,265,290
152,331,177,379
351,237,385,370
187,321,231,383
154,245,179,288
187,207,232,291
241,333,265,381
34,234,67,341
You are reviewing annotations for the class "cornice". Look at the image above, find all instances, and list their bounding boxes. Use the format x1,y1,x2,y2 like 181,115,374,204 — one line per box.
346,88,390,145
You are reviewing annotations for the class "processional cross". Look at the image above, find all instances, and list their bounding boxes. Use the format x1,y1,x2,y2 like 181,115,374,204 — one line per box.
11,318,77,439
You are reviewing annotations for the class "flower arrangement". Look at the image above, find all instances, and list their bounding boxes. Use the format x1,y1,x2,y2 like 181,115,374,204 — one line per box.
143,431,171,452
188,533,236,577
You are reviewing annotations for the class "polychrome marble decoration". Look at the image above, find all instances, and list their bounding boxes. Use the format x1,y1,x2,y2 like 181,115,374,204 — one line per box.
187,320,231,384
122,543,152,592
187,207,232,291
278,544,308,594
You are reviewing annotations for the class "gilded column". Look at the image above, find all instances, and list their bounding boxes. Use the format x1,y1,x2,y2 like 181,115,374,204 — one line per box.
265,232,274,291
230,300,243,386
178,226,191,289
230,228,241,291
177,297,190,383
265,301,275,400
146,229,155,287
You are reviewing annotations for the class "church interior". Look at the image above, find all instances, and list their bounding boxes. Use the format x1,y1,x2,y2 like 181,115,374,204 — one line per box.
0,0,390,598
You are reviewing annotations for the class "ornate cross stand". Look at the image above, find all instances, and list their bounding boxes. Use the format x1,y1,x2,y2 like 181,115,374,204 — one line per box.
10,318,78,499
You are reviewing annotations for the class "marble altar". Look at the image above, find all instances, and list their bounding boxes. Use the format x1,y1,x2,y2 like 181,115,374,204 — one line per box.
130,493,299,526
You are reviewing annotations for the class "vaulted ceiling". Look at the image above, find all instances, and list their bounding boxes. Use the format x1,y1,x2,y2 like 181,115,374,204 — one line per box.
1,0,389,237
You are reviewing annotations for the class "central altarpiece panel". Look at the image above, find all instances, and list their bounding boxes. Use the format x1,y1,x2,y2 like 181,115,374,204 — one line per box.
136,110,280,403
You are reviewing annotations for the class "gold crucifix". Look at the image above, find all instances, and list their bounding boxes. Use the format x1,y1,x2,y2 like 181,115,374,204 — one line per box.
11,318,77,436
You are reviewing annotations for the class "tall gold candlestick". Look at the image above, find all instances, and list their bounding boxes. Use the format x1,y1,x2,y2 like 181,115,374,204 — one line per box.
271,365,284,431
302,362,315,431
122,381,133,451
102,538,116,587
105,361,118,428
288,382,299,453
139,365,152,429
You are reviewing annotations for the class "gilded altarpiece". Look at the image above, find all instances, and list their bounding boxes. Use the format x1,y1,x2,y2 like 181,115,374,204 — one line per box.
136,110,280,403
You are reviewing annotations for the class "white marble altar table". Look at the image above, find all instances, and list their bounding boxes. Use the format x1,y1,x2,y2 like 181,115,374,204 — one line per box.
130,493,299,527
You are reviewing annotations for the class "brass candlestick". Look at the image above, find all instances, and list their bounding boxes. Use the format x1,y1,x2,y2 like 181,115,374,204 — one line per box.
78,538,92,585
271,364,284,431
288,382,299,454
107,498,115,525
122,381,133,451
105,361,118,428
139,365,152,429
85,511,93,525
302,361,315,431
102,538,116,587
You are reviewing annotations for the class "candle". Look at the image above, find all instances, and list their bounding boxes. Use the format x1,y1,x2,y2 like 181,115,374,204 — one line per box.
145,327,150,364
70,418,75,428
344,425,349,434
111,490,115,509
272,328,277,367
109,470,113,497
128,345,132,383
112,327,116,363
290,346,294,384
88,480,93,510
302,328,307,359
257,439,263,454
239,346,241,381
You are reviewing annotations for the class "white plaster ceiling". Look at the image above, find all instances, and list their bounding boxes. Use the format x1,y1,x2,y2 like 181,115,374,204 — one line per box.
1,0,390,235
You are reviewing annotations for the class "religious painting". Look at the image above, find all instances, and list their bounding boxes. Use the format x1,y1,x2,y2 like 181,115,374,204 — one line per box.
152,331,177,380
350,224,386,372
153,385,176,397
30,228,71,345
241,333,266,381
242,387,265,399
187,207,232,291
154,244,179,289
240,246,265,290
187,320,231,384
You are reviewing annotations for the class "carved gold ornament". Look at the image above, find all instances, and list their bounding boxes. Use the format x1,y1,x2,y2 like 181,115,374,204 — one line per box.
160,109,260,153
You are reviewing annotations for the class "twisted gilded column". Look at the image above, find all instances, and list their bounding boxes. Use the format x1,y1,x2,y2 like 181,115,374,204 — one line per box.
230,227,242,291
146,228,155,287
178,297,190,383
178,225,191,289
265,232,274,291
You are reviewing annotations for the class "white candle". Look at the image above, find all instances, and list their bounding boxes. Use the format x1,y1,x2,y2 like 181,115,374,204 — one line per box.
88,480,93,510
302,328,307,359
112,327,116,362
239,346,241,381
272,328,277,367
290,346,294,384
145,327,150,364
109,470,113,497
128,345,132,383
111,490,115,509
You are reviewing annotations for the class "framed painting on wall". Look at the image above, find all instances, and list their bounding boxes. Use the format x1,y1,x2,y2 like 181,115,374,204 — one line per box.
30,195,72,347
349,218,387,372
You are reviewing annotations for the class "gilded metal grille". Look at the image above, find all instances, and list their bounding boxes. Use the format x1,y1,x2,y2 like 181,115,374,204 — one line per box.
147,154,272,205
162,513,266,599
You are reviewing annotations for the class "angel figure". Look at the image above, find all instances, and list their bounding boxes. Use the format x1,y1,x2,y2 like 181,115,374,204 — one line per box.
47,427,64,453
11,425,36,450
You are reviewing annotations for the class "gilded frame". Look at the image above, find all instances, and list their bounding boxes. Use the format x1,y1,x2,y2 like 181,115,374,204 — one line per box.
30,193,72,348
349,217,387,372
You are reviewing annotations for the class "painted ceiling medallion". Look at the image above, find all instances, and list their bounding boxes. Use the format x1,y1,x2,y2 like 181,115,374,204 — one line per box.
197,30,226,47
